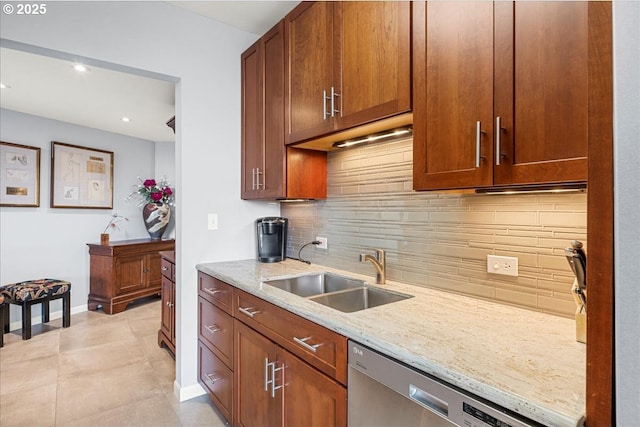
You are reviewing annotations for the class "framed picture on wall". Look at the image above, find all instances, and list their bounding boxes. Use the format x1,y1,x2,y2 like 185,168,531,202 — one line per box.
50,141,114,209
0,141,41,207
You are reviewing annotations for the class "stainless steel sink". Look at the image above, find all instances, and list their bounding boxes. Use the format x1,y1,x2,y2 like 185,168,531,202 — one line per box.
262,272,366,297
308,287,413,313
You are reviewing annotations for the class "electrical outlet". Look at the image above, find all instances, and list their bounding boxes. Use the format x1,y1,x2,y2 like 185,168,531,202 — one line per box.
207,213,218,230
316,237,328,250
487,255,518,277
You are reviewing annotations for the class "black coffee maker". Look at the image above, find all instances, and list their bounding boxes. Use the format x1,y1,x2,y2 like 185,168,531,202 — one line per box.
256,217,288,263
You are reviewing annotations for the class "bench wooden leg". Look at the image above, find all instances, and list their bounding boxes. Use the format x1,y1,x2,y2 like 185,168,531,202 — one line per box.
2,304,8,333
0,304,5,348
22,302,32,340
62,292,71,328
42,300,50,323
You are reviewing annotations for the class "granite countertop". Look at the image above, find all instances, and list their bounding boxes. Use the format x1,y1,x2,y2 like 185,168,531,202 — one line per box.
196,259,585,427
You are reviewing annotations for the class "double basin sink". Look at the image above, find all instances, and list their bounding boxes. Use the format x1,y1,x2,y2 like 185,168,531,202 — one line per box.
262,272,413,313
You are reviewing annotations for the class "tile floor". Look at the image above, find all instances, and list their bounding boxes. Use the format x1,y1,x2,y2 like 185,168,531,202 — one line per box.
0,297,229,427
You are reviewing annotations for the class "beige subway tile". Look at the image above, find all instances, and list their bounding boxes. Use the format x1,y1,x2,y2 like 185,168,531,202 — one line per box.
539,211,587,227
495,287,539,309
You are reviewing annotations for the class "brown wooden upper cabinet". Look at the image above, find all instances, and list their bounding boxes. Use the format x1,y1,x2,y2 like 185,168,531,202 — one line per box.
285,1,411,145
241,20,326,200
413,1,591,191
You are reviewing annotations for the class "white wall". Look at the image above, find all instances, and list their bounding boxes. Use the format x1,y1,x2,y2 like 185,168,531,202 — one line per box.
1,1,280,399
613,1,640,424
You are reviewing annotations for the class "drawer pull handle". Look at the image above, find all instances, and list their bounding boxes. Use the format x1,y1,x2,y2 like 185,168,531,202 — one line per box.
162,266,169,271
293,336,321,353
238,306,260,318
204,324,221,334
265,358,284,398
206,373,222,384
204,288,224,296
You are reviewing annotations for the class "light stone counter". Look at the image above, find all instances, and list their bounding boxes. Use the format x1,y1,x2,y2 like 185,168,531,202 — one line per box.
196,259,585,427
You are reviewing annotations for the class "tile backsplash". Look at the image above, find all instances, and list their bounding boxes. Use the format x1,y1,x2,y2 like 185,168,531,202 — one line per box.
281,138,587,318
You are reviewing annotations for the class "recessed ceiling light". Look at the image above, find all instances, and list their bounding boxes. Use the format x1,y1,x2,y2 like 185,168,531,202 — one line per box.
0,83,10,89
72,64,91,72
121,117,132,123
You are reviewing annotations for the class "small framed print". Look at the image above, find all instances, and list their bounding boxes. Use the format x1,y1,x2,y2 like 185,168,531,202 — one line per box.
0,141,41,207
50,141,114,209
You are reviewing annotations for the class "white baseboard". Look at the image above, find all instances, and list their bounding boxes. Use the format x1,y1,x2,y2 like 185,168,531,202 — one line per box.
174,380,206,402
7,304,88,332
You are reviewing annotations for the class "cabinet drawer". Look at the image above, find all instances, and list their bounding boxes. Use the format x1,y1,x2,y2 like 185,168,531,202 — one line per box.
161,257,173,280
199,296,233,368
198,272,234,314
199,340,233,424
235,289,347,385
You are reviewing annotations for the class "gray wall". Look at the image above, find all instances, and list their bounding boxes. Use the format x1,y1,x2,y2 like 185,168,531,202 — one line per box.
0,109,159,322
613,1,640,424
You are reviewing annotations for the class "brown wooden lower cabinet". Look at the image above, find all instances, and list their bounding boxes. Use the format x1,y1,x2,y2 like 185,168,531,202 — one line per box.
199,340,234,422
196,272,347,427
234,320,347,427
158,251,175,355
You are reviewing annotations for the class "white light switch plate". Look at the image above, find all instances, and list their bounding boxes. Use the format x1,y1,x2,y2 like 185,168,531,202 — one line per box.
487,255,518,277
208,213,218,230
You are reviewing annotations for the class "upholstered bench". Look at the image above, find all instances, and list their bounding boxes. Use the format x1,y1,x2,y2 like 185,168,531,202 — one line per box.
0,279,71,340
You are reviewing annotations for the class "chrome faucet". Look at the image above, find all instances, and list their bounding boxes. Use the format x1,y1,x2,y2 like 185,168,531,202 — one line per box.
359,249,386,284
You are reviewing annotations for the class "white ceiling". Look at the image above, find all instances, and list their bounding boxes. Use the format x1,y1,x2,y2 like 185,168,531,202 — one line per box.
0,1,300,143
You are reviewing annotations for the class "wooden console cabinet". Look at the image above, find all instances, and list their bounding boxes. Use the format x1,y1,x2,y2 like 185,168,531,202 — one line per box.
158,250,176,355
87,239,175,314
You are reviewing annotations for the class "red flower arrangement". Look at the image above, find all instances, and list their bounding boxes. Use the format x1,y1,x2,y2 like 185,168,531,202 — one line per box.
129,177,174,206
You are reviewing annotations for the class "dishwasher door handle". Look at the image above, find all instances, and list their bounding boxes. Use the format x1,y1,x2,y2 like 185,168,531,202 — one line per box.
409,384,449,418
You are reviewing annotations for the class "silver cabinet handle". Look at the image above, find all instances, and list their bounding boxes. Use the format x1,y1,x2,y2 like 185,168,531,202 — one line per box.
475,121,486,168
323,89,329,120
204,324,221,334
238,306,260,318
264,357,270,392
265,358,284,398
293,336,321,353
256,167,263,189
495,116,502,166
204,288,224,296
166,301,174,307
162,266,168,271
330,86,340,117
206,373,222,384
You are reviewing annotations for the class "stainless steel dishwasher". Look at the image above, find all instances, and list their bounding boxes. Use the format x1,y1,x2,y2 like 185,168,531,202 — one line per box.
348,340,542,427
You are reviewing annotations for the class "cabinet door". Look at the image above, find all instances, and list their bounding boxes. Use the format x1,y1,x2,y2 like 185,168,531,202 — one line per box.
241,39,263,199
494,1,588,185
199,341,233,424
160,275,173,341
146,253,163,288
335,1,411,131
285,1,335,144
413,1,494,191
234,320,280,427
114,254,146,295
280,347,347,427
262,21,286,198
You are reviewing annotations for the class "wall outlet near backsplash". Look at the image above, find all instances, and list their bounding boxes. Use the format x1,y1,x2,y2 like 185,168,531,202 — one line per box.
316,237,328,250
487,255,519,277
